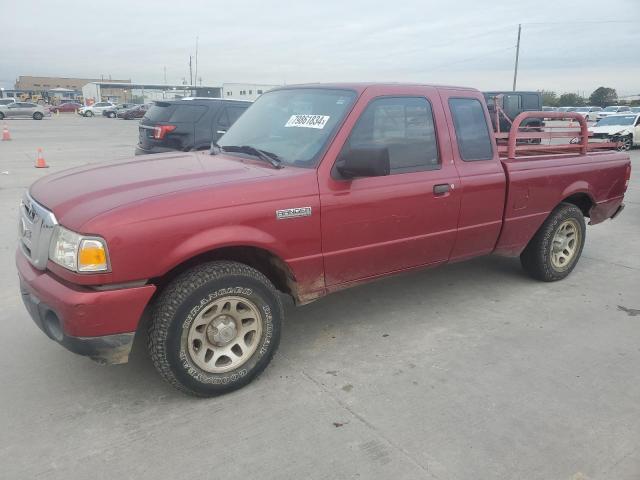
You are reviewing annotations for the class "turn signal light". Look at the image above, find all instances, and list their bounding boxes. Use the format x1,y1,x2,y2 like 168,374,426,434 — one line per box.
153,125,176,139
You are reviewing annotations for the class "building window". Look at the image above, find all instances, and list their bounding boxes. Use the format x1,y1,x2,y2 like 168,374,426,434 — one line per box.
249,90,252,95
33,84,41,87
257,90,263,94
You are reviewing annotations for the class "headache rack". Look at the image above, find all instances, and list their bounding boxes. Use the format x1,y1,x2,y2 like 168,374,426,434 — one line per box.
490,101,620,159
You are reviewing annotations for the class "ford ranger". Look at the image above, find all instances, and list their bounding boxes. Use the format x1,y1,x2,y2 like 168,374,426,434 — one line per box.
16,83,631,396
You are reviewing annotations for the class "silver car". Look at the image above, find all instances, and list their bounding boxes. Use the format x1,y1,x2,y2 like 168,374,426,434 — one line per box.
0,102,51,120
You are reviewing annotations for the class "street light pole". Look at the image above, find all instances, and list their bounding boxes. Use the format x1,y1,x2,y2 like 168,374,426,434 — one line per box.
512,23,522,91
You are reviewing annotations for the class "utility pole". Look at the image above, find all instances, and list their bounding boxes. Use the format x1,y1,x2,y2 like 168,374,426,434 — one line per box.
189,56,193,86
195,36,199,88
512,23,521,91
163,66,167,84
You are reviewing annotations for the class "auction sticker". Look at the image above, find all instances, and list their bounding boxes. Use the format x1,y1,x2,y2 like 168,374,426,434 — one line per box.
285,114,330,129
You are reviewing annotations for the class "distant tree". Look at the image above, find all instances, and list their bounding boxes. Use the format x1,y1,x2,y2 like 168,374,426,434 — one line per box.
557,93,585,107
589,87,617,107
541,90,558,106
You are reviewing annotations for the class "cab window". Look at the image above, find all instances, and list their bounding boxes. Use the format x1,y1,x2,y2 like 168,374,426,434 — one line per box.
342,96,440,174
449,98,494,161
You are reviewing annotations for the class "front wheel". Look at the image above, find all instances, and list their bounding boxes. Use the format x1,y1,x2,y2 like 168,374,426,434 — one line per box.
33,112,43,120
617,135,632,151
85,110,94,117
520,203,586,282
108,112,116,118
0,112,4,120
148,261,283,396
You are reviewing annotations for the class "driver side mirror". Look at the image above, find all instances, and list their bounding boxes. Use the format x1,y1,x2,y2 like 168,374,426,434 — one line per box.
335,147,390,179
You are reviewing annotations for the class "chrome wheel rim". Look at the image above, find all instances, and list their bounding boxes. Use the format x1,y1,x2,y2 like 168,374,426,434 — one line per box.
187,296,263,373
550,219,580,270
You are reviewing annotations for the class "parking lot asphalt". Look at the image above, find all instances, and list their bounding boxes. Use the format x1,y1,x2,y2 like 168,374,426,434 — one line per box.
0,115,639,480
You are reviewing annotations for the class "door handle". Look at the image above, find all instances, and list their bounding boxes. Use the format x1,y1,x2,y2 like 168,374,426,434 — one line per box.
433,183,451,195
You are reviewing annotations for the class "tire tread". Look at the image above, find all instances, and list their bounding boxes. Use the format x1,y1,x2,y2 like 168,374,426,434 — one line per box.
148,261,282,396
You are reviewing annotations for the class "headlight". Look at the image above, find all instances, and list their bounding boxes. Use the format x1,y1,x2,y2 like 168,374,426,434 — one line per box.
48,226,109,272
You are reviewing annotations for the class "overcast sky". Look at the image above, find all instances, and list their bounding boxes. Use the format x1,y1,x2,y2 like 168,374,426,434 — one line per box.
2,0,639,96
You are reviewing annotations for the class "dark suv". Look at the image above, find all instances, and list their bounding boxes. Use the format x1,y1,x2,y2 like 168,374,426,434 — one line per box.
135,98,251,155
483,91,544,135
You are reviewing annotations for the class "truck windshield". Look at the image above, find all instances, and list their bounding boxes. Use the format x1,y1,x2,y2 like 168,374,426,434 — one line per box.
596,115,636,126
219,88,357,167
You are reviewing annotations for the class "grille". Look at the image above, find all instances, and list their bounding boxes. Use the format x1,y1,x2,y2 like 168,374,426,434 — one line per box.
19,192,58,270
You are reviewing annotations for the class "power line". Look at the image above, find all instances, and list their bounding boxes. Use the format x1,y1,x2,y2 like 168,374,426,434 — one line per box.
429,45,516,71
524,20,639,25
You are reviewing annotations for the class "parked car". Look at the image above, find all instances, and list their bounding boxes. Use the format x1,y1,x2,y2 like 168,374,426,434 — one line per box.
542,106,557,112
574,106,603,122
630,106,640,113
118,103,151,120
0,102,51,120
0,98,17,106
484,90,542,124
483,91,543,142
50,102,83,113
102,103,137,118
78,102,115,117
557,106,575,112
17,83,630,396
136,98,251,154
590,113,640,151
596,105,631,120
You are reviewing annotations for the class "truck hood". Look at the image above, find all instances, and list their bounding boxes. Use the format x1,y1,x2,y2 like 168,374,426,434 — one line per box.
591,125,633,135
30,151,281,229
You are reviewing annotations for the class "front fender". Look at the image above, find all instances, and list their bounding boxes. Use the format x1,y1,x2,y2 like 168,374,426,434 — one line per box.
163,225,290,275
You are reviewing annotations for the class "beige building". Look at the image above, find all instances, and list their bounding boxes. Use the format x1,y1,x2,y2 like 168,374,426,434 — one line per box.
15,75,131,100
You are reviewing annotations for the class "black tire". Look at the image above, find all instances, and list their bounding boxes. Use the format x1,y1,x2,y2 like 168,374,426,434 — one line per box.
0,112,4,120
148,261,283,396
108,112,116,118
85,110,94,117
520,203,586,282
33,112,43,120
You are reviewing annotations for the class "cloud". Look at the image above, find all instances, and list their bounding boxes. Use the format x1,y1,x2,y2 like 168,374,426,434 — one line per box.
1,0,638,95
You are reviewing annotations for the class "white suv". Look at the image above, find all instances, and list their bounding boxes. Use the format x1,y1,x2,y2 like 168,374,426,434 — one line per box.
78,102,116,117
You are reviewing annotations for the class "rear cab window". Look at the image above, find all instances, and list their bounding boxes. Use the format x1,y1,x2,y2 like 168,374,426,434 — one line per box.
448,98,494,161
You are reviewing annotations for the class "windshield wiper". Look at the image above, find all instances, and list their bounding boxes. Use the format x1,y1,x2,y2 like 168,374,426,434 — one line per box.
218,145,283,169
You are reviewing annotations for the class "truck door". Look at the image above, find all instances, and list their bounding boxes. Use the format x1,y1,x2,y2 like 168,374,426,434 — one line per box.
437,89,506,260
318,86,460,287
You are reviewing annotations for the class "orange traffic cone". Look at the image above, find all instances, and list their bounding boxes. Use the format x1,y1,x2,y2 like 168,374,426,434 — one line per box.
35,148,49,168
1,124,10,141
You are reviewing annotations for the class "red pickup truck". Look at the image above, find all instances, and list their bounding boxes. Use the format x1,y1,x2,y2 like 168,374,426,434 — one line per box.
17,83,630,396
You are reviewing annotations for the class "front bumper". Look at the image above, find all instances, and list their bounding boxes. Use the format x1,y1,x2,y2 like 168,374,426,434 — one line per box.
16,250,156,365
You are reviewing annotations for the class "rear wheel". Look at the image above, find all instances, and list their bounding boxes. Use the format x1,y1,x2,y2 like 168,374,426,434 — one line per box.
33,112,43,120
108,111,116,118
520,203,586,281
85,110,94,117
148,261,283,397
0,112,4,120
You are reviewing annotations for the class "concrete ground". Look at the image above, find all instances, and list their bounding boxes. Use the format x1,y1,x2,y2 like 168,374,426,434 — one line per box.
0,115,638,480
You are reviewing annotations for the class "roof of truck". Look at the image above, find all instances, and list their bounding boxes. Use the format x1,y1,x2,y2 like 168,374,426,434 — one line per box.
272,82,479,93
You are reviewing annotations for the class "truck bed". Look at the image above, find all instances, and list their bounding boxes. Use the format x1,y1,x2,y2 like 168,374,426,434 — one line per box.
495,150,630,256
